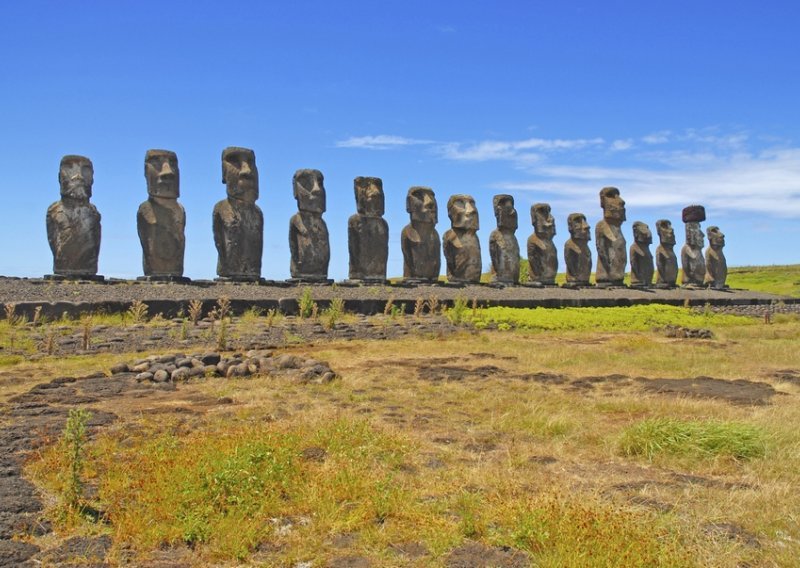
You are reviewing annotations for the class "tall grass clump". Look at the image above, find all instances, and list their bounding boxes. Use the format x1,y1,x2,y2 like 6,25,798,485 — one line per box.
619,417,767,461
62,408,92,512
298,287,317,319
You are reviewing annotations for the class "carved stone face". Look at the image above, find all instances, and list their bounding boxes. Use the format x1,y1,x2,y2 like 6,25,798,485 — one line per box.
145,150,179,199
686,222,705,248
600,187,626,225
633,222,652,245
59,156,93,200
407,186,437,224
293,169,325,213
532,204,555,239
656,220,676,246
707,226,725,249
568,213,590,242
355,177,384,217
493,195,517,231
448,194,479,231
223,147,258,203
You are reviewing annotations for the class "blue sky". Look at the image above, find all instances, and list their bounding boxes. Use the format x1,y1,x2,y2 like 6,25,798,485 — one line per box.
1,1,798,280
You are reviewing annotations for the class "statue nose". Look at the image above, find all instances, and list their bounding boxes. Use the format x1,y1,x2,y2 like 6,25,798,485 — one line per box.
159,162,175,178
239,161,251,176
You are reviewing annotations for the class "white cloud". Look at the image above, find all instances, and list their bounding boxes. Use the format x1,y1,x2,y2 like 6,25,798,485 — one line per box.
611,139,634,151
439,137,605,162
335,135,434,150
642,131,671,144
495,148,800,218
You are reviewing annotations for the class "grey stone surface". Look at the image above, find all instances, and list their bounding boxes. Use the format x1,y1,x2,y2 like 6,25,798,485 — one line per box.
705,226,728,289
137,150,185,278
681,205,706,286
564,213,592,286
595,186,627,285
489,194,520,284
348,177,388,281
629,221,654,287
213,147,263,280
443,194,481,283
655,219,679,288
46,155,101,277
527,203,558,286
401,186,441,282
289,169,330,281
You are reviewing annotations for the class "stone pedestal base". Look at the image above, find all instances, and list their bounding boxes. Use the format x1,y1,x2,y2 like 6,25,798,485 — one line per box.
287,277,334,285
137,275,190,283
45,274,105,282
214,276,264,284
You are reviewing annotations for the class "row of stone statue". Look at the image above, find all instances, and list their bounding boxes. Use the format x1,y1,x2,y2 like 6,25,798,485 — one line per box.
46,150,727,288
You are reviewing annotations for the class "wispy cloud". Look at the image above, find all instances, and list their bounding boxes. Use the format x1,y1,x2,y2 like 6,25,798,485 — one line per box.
335,135,434,150
437,137,605,163
495,148,800,218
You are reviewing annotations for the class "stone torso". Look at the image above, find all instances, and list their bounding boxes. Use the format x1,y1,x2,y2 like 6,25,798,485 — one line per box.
527,234,558,284
564,240,592,284
348,214,389,280
704,248,727,288
137,199,185,277
46,200,101,276
681,245,705,285
401,222,441,280
655,246,678,287
595,221,626,283
443,229,482,283
490,229,520,283
213,199,263,279
629,243,654,286
289,211,330,279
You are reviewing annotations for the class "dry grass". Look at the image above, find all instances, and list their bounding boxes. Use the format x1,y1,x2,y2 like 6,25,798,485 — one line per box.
16,314,800,566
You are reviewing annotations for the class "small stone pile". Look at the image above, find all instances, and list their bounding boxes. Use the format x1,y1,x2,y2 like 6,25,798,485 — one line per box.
110,350,337,384
662,325,714,339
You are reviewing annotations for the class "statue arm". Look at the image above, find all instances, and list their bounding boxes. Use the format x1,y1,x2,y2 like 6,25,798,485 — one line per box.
348,216,360,267
489,232,501,272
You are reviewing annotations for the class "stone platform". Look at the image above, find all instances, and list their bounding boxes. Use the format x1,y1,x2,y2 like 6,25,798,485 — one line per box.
0,276,796,319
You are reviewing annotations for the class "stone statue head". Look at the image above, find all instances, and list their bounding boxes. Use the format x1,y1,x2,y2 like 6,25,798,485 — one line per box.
599,186,626,225
493,194,517,231
532,203,555,239
567,213,590,242
293,169,325,213
59,155,93,201
406,186,437,224
707,226,725,249
686,222,705,248
144,149,179,199
222,147,258,203
633,221,652,245
447,194,479,231
655,219,675,246
354,177,384,217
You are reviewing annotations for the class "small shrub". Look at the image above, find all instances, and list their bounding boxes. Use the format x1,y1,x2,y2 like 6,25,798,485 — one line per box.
127,300,149,324
187,299,203,326
3,303,18,325
413,297,425,318
383,295,396,316
298,287,316,319
62,408,92,511
445,295,469,325
80,316,92,350
619,417,767,461
216,296,231,321
265,308,279,328
425,295,439,315
323,297,345,329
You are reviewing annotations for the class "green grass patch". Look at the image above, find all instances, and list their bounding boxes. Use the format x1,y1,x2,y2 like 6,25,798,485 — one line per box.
726,265,800,297
618,418,767,461
470,304,754,332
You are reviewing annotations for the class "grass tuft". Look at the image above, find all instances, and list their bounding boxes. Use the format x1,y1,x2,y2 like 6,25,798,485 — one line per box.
619,417,767,461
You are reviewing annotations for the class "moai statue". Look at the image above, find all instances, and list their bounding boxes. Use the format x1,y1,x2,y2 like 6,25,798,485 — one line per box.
401,186,441,282
681,205,706,287
654,219,678,288
595,186,627,286
489,194,520,285
564,213,592,287
46,155,102,279
443,194,481,283
289,169,330,282
629,221,654,288
704,226,728,289
213,147,263,281
348,176,389,283
137,150,186,280
527,203,558,286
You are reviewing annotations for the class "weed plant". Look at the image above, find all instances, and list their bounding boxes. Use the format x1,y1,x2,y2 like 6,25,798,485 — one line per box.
298,287,317,319
127,300,149,324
